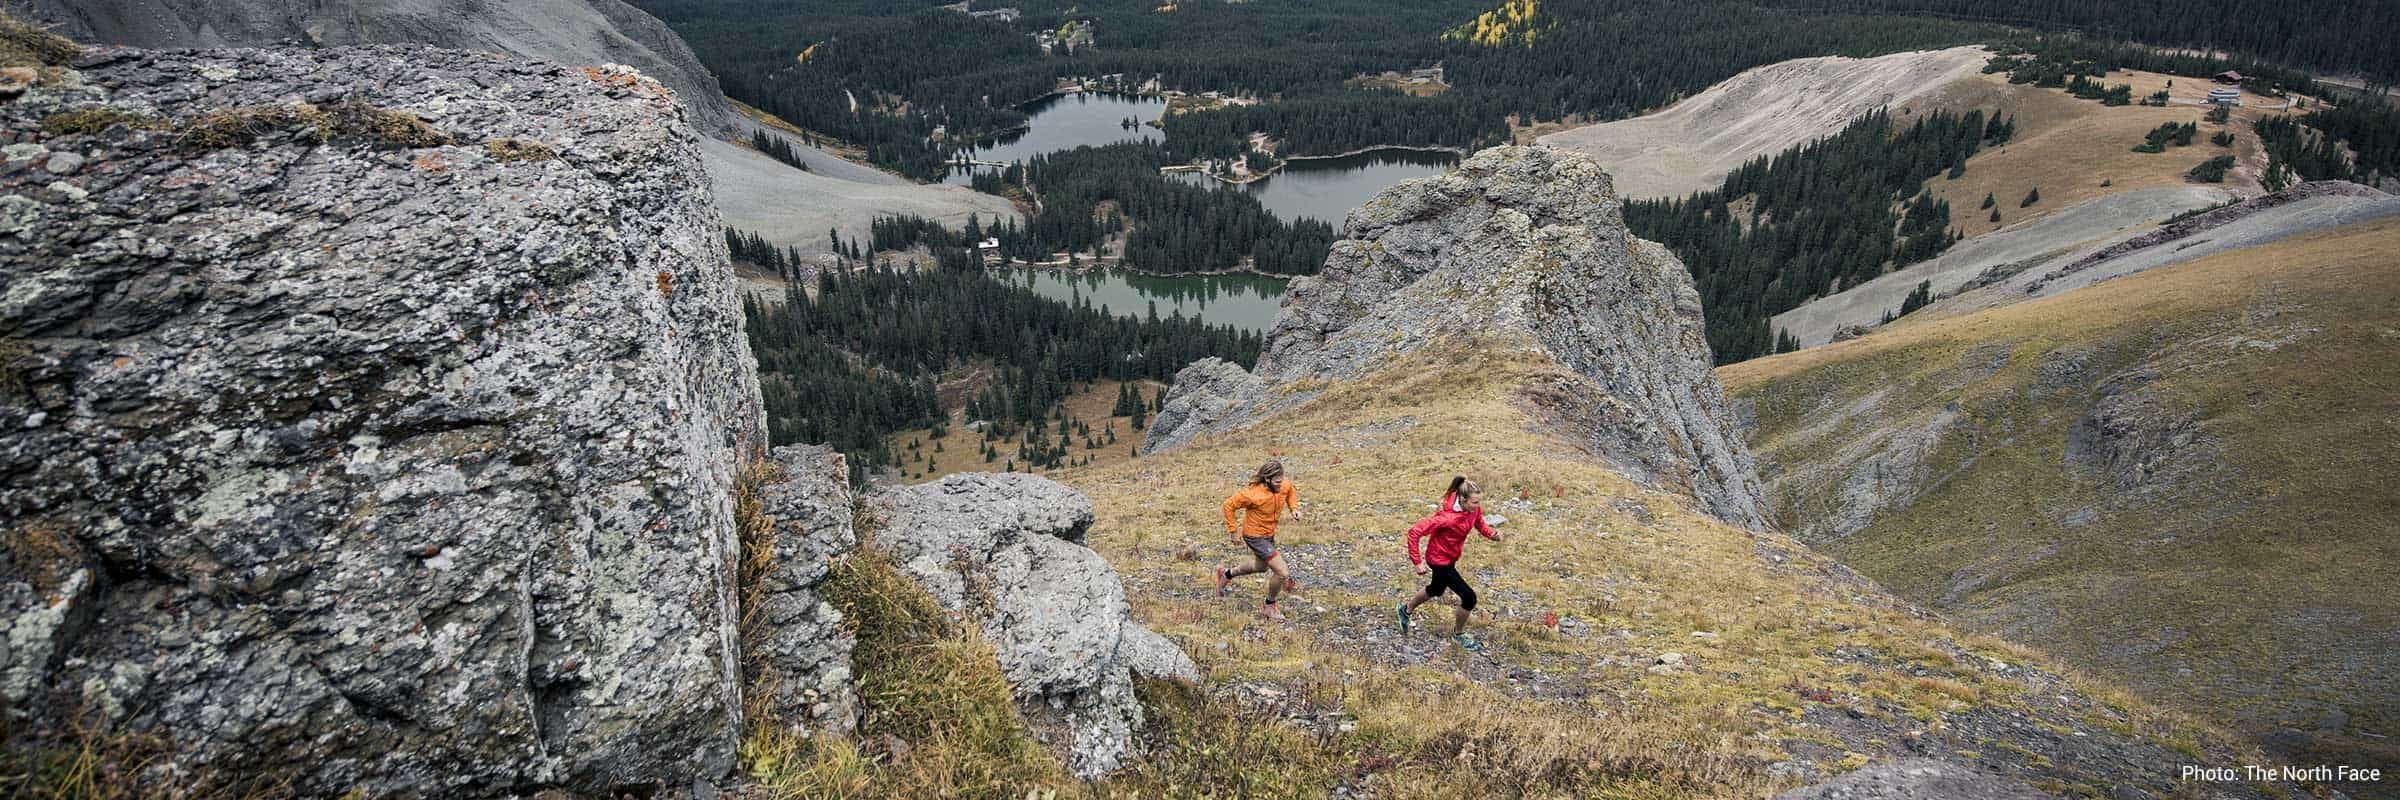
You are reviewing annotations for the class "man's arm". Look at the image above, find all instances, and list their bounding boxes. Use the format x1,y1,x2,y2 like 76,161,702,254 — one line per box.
1282,481,1300,519
1222,492,1245,538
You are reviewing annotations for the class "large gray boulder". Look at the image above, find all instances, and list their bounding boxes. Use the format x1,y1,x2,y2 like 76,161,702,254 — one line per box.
1,43,761,794
867,473,1199,778
1145,145,1773,530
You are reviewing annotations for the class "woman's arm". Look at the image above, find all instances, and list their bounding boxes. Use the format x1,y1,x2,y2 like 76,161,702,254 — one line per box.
1404,517,1431,565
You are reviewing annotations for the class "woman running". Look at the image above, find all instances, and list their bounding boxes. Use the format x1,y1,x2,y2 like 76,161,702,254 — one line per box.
1214,459,1302,621
1400,476,1502,649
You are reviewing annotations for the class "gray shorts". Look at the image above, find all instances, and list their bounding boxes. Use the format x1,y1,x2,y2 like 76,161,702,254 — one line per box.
1242,536,1277,560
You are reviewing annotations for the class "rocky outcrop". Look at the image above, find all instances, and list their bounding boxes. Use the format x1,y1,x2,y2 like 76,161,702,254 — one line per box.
1146,146,1772,530
867,473,1199,778
1,43,762,794
20,0,736,131
748,445,861,737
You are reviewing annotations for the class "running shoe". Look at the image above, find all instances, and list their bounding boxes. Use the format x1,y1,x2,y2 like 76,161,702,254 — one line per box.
1262,601,1288,622
1396,602,1412,635
1454,633,1482,651
1213,566,1230,597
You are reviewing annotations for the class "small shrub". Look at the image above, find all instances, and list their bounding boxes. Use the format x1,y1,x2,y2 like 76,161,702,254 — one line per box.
321,100,447,148
177,104,336,149
178,101,447,150
0,337,28,395
484,137,558,162
2187,155,2236,183
0,14,78,68
40,108,163,136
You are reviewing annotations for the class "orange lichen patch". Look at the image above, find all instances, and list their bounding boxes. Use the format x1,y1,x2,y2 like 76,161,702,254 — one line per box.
656,270,675,297
409,153,450,173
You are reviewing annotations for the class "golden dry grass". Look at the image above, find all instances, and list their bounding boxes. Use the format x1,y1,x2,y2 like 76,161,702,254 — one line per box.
1723,216,2400,768
1017,339,2266,796
1906,70,2278,239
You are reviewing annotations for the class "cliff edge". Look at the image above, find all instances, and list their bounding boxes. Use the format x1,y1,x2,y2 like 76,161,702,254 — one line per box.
0,40,761,794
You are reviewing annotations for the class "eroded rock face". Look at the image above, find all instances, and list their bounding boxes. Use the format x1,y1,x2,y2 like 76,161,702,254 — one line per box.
20,0,736,130
1145,145,1771,530
749,445,861,738
1,45,760,794
867,473,1198,778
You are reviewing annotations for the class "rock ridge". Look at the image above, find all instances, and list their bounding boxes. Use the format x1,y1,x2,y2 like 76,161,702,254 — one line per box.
1145,145,1772,530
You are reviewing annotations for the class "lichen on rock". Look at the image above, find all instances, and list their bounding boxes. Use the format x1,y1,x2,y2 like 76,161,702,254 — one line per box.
0,43,765,794
866,473,1199,778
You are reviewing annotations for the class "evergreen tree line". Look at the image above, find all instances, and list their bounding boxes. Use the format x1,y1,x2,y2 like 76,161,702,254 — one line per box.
743,258,1261,476
2254,97,2400,189
726,228,810,274
1160,92,1510,161
1762,0,2400,83
747,130,815,172
985,142,1337,275
1981,36,2317,96
641,0,2372,186
1624,109,2001,363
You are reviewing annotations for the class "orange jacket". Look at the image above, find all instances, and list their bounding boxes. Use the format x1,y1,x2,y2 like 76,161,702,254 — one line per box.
1222,480,1298,539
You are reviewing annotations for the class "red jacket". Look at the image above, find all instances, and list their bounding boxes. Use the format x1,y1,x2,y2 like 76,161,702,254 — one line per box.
1406,492,1495,567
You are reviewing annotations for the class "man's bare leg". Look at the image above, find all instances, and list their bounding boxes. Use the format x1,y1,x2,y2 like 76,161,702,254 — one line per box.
1261,553,1290,620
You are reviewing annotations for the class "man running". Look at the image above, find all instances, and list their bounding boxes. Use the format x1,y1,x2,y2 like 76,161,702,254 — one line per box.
1214,459,1301,621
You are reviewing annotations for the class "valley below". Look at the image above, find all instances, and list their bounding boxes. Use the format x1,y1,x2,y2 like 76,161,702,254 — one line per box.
5,1,2397,798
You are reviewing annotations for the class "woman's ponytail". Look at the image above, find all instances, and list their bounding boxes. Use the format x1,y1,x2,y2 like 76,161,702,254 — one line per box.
1444,476,1478,511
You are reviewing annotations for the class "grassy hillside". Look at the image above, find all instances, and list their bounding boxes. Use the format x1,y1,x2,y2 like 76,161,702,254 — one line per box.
1040,342,2286,798
1906,68,2281,238
1723,217,2400,775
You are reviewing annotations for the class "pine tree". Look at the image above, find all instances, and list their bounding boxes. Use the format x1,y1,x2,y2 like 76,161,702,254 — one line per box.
1989,208,2002,223
1899,280,1934,316
2020,187,2041,207
1980,192,1996,209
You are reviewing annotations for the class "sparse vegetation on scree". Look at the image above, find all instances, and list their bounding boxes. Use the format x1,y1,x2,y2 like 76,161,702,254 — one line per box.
726,338,2291,798
1725,217,2400,776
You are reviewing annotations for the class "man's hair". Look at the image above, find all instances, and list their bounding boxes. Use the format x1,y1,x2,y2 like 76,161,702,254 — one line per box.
1251,459,1285,486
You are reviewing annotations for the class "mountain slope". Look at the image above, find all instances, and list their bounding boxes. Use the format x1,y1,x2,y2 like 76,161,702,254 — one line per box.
1723,216,2400,776
1063,147,2297,799
1537,46,1989,200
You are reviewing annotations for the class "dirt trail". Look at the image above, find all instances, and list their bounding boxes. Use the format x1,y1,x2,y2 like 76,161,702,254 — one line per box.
1538,47,1991,200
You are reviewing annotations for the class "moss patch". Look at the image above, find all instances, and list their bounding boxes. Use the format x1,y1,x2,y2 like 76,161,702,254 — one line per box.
41,108,164,137
484,137,558,162
0,14,78,68
178,101,448,150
